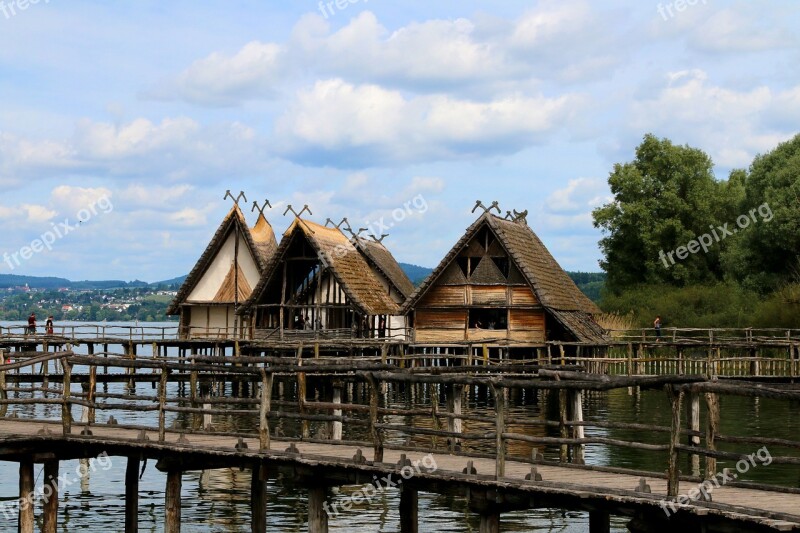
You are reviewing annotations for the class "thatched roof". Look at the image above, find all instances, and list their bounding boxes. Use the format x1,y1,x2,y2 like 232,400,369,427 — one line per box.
166,206,277,315
240,219,401,316
401,213,603,341
353,237,415,300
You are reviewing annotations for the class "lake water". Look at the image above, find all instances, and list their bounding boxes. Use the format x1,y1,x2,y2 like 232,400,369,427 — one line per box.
0,322,798,532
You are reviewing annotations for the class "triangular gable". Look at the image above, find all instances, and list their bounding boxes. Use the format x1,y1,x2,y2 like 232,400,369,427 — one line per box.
167,205,273,315
239,219,400,317
470,256,506,284
214,264,253,302
401,213,599,316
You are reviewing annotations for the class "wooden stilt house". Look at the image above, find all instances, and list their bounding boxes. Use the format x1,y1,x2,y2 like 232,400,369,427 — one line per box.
238,218,408,341
401,212,606,347
167,206,277,339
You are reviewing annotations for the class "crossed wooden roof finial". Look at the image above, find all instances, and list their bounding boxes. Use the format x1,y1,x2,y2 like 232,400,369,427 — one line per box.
472,200,501,215
224,190,248,206
370,234,390,244
325,217,350,230
251,199,272,217
513,209,528,224
283,204,313,218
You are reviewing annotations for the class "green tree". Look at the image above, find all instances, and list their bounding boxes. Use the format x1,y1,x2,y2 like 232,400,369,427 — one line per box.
593,134,738,292
722,134,800,292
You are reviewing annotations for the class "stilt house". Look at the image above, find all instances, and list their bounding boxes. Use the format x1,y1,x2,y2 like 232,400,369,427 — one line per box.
167,206,277,339
401,212,605,347
238,218,410,341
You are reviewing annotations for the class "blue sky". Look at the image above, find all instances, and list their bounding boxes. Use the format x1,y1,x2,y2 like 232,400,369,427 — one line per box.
0,0,798,281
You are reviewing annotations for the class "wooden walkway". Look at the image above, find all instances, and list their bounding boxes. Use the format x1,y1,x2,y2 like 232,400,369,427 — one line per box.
1,418,798,532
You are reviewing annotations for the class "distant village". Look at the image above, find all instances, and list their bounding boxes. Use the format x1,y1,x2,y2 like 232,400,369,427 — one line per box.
0,284,179,322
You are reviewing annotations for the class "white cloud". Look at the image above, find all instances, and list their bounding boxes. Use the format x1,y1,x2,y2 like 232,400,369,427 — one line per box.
274,79,583,166
630,70,798,168
688,7,797,53
0,204,57,224
148,41,286,106
547,178,611,214
50,186,113,216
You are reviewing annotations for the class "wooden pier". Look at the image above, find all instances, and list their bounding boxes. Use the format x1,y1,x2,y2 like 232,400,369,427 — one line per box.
0,347,798,532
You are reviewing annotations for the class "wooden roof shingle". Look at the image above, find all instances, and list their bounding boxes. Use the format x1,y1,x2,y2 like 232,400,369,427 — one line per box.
240,219,400,316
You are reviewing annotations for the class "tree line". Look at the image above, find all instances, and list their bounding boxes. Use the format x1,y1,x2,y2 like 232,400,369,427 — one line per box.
593,133,800,328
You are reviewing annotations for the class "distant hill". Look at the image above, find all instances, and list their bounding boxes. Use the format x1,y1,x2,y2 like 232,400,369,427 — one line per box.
0,274,184,290
400,263,433,286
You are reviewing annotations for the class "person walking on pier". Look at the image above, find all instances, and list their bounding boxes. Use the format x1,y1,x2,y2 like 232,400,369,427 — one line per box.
27,312,36,335
45,316,54,335
654,315,662,341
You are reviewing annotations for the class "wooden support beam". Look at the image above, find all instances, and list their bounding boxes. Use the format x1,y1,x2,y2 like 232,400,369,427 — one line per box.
558,389,568,462
331,384,342,441
589,510,610,533
251,464,268,533
399,485,418,533
667,386,684,497
705,392,720,479
259,371,273,450
447,383,463,451
307,485,328,533
19,460,34,533
492,384,506,478
571,389,585,464
479,512,500,533
688,392,701,477
42,459,59,533
165,471,182,533
125,457,140,533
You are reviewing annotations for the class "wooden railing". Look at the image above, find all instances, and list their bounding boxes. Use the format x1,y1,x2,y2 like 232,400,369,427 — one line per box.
1,351,798,501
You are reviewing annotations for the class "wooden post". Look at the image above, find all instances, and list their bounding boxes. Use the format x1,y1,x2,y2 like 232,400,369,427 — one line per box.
62,358,72,435
366,373,383,462
165,471,182,533
688,392,701,477
159,367,168,442
492,384,506,478
558,389,569,462
399,485,418,533
0,354,7,417
251,463,268,533
19,459,34,533
571,389,585,464
42,460,59,533
307,485,328,533
125,457,140,533
667,386,683,497
88,363,97,424
297,346,309,439
705,392,720,479
259,370,273,450
589,510,610,533
479,513,500,533
446,383,463,451
331,383,343,441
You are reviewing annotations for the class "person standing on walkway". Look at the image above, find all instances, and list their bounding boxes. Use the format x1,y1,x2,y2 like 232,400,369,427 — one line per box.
45,316,54,335
654,316,662,341
27,312,36,335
